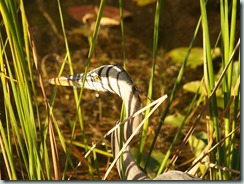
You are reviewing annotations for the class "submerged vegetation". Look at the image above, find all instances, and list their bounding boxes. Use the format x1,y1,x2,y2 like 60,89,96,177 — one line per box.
0,0,240,180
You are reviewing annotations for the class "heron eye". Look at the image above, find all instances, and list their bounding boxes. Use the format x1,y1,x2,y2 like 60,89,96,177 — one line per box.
94,74,101,82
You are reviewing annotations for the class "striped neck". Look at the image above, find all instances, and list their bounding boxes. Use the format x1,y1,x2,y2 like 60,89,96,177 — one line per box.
111,91,148,180
49,65,148,180
49,65,201,180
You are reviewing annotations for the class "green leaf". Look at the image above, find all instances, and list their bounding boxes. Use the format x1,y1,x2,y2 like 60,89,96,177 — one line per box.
133,0,157,6
188,131,208,174
131,147,168,178
189,131,207,156
183,80,223,97
164,113,185,127
168,47,221,69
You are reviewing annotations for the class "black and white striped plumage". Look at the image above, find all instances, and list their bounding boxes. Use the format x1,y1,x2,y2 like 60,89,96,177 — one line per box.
49,65,136,95
49,65,141,140
49,65,200,180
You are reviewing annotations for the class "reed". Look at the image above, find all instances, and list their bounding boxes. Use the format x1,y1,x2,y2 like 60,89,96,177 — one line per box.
0,0,240,180
0,0,47,179
142,0,240,180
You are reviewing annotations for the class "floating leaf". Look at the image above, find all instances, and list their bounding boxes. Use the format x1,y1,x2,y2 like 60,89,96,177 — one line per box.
188,131,208,174
164,113,185,127
133,0,157,6
189,131,208,152
167,47,221,69
183,80,223,97
183,80,225,108
131,147,168,178
67,5,132,26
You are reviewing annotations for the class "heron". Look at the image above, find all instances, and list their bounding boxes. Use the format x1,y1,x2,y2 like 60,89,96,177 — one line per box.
49,64,200,180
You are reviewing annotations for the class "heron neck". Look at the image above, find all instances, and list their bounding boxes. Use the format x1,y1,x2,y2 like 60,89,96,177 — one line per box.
121,88,142,140
112,88,149,180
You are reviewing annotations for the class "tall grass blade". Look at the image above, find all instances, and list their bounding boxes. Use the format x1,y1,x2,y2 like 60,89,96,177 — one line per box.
138,0,163,165
0,0,46,179
104,95,168,180
200,0,222,179
145,12,202,171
